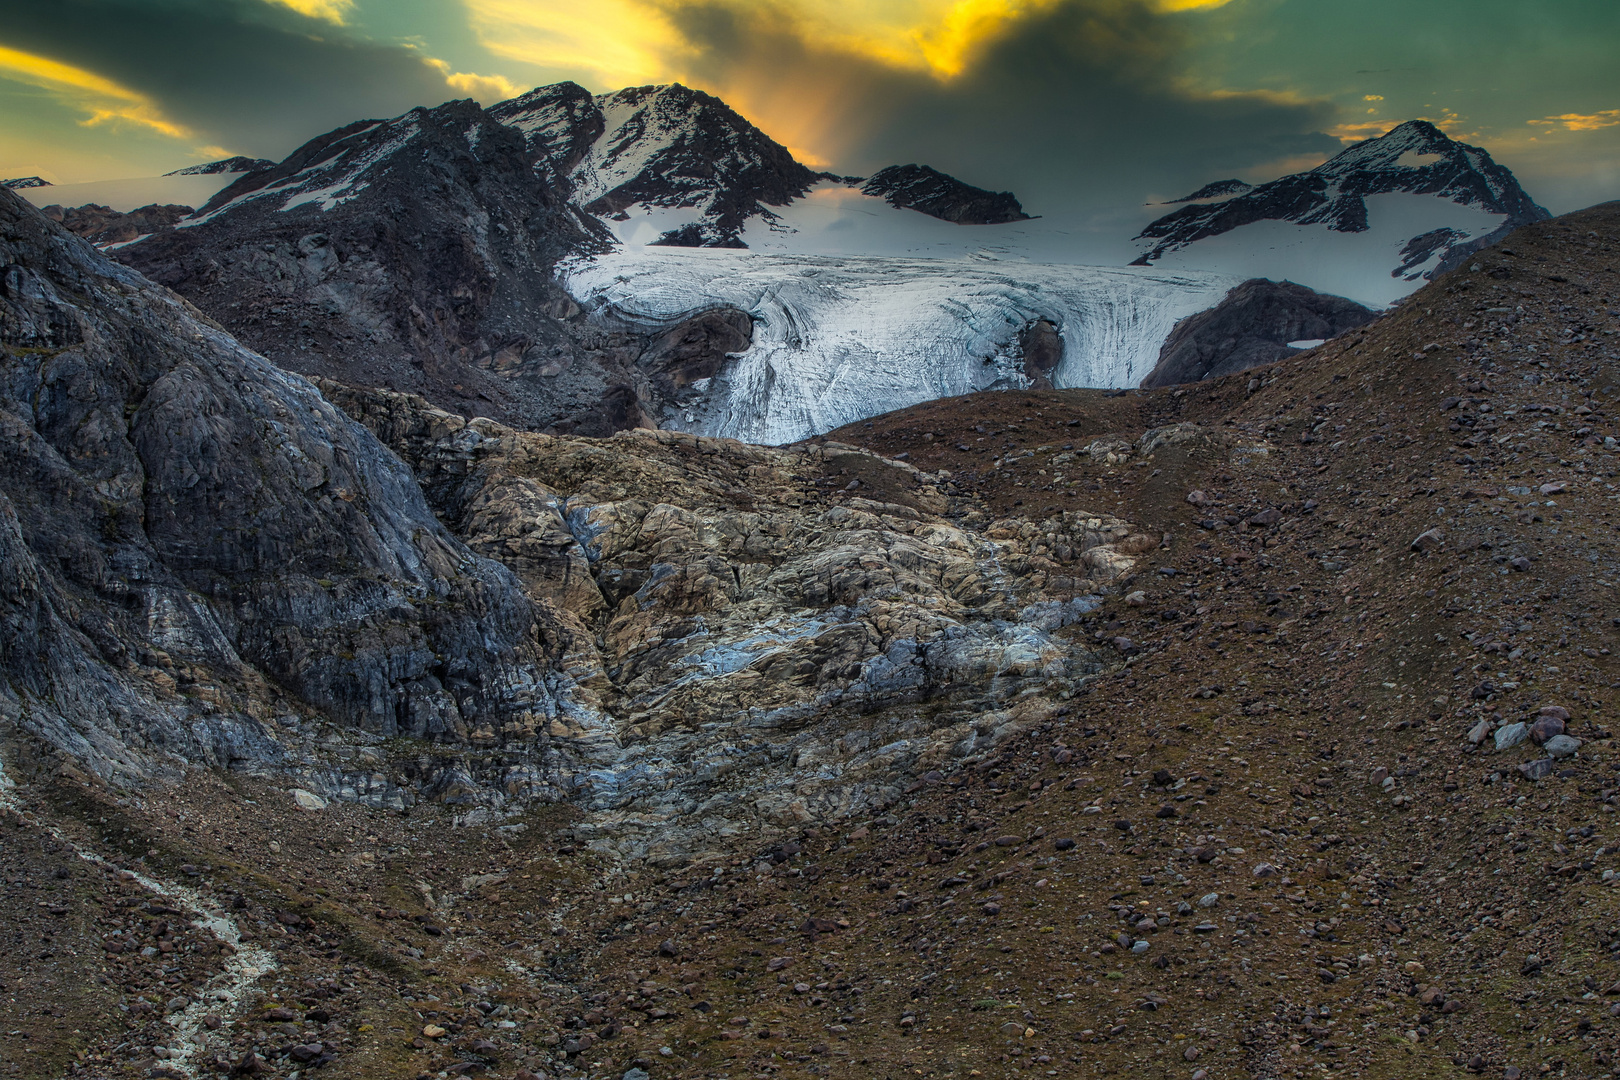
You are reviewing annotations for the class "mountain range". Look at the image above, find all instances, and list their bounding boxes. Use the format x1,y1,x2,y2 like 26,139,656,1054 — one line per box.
14,85,1555,444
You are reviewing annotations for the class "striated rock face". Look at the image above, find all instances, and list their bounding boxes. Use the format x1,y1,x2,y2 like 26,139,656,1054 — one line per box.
322,381,1157,861
0,187,552,791
1141,279,1377,387
860,165,1031,225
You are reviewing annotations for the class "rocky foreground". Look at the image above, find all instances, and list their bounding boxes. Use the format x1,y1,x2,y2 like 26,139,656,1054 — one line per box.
3,189,1620,1080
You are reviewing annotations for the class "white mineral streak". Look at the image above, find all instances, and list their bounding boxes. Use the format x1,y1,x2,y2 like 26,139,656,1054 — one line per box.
0,758,276,1078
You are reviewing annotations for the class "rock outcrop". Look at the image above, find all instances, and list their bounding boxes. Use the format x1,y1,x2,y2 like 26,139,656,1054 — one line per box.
321,382,1157,860
860,164,1031,225
1141,278,1377,387
40,202,194,245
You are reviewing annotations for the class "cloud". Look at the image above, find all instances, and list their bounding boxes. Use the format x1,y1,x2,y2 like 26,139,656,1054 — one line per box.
259,0,354,24
465,0,685,89
0,43,189,138
0,0,484,160
423,57,524,104
651,0,1341,211
1531,109,1620,132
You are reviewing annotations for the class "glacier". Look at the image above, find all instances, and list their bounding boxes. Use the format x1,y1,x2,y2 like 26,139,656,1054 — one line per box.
564,248,1238,446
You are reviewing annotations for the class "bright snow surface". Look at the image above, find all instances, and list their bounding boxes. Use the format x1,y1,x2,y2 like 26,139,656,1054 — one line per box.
1141,193,1509,308
564,248,1237,445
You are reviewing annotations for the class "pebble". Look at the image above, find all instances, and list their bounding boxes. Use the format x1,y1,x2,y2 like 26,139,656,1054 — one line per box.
1198,893,1220,908
1517,759,1554,782
1252,863,1277,878
1130,940,1150,954
1467,719,1493,744
1539,704,1571,722
288,788,328,811
1544,734,1581,758
623,1069,651,1080
1053,838,1076,851
1530,715,1566,744
1520,955,1543,977
1410,528,1445,552
1494,723,1529,751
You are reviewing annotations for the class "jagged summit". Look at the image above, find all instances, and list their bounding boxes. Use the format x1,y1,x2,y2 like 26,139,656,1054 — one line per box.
164,156,275,176
492,81,827,248
860,164,1030,225
1135,119,1550,283
1163,178,1251,204
1,176,50,189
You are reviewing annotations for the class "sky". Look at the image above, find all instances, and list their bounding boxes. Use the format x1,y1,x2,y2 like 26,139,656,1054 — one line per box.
0,0,1616,220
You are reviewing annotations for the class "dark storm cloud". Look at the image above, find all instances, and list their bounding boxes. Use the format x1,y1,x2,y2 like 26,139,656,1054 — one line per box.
664,0,1344,214
0,0,457,158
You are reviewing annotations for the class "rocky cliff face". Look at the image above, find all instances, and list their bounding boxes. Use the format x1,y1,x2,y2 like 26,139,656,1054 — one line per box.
0,187,555,794
1141,278,1377,387
318,381,1169,860
860,164,1031,225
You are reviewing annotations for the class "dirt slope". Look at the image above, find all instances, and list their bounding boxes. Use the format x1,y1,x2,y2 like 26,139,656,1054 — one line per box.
6,203,1620,1080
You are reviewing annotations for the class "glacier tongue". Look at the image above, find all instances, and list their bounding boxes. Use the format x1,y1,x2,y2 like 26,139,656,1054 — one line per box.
565,249,1237,445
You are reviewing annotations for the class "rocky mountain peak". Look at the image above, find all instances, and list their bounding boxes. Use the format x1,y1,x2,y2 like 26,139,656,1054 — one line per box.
860,163,1031,225
1,176,50,189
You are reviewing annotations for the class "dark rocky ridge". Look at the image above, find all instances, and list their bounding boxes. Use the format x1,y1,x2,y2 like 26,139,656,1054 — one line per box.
1164,178,1252,203
1,176,50,190
40,202,193,246
860,164,1031,225
1141,278,1378,387
164,156,275,176
0,186,554,788
1135,120,1551,276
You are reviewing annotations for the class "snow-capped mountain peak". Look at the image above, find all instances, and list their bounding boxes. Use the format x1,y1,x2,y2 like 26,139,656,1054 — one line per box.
491,82,824,248
1133,119,1549,298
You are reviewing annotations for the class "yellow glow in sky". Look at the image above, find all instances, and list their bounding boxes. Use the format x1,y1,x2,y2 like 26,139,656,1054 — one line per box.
1531,110,1620,132
260,0,356,24
465,0,684,90
0,44,189,138
468,0,1239,88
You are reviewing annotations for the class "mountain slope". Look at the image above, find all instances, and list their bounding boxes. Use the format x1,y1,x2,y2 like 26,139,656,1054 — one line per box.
115,98,685,433
1135,121,1551,298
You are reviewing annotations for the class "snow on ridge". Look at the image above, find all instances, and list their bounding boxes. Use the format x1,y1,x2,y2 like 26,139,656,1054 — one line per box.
565,248,1237,445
